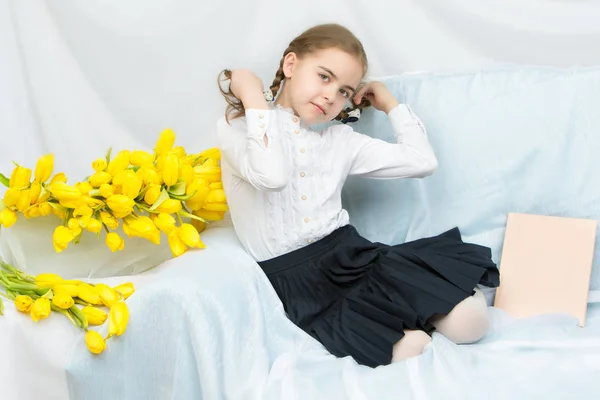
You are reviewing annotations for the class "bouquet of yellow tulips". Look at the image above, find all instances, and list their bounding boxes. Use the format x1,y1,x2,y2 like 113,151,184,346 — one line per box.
0,258,133,355
0,128,227,257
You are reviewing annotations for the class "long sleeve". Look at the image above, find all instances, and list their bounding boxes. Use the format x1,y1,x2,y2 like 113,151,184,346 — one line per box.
347,104,438,179
216,109,293,191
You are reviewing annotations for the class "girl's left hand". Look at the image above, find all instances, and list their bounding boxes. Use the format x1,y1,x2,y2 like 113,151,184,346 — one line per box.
353,81,399,114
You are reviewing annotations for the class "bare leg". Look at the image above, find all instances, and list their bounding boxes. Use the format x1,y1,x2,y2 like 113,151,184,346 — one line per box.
431,288,490,344
391,330,432,362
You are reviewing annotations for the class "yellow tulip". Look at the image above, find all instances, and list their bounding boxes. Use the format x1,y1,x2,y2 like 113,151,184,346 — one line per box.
77,284,102,305
172,146,186,158
92,158,107,172
199,147,221,161
37,202,52,217
68,218,82,236
106,195,135,215
144,184,161,205
100,211,119,230
113,282,135,300
167,229,187,257
206,189,226,203
73,205,93,218
86,218,102,233
130,150,155,166
49,172,68,185
52,292,74,310
179,163,194,184
82,306,108,325
108,300,129,337
178,223,205,249
14,295,33,313
34,154,54,183
99,183,115,198
106,150,131,176
9,165,31,188
126,216,160,242
85,330,107,355
35,273,64,288
155,128,176,156
94,283,119,307
3,187,20,207
209,182,223,190
152,213,176,233
24,206,40,219
88,171,112,188
137,167,162,185
202,202,228,212
76,181,93,195
15,189,30,212
105,232,125,252
122,174,143,199
50,182,82,201
193,164,221,182
111,169,131,186
29,181,42,204
193,209,225,221
53,283,79,298
162,153,179,187
52,225,76,253
155,199,182,214
30,297,51,322
0,208,17,228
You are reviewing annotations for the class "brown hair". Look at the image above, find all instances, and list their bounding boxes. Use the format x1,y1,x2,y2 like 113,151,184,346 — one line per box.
218,23,371,123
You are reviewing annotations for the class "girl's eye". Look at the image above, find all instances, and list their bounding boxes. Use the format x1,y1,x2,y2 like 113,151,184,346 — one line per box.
319,73,330,82
339,89,349,98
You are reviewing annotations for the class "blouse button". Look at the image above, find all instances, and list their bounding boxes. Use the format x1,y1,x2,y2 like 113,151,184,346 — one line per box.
308,239,313,243
300,148,306,153
300,172,306,177
304,217,310,223
259,114,265,119
259,123,265,128
301,195,307,200
293,117,299,123
294,129,300,134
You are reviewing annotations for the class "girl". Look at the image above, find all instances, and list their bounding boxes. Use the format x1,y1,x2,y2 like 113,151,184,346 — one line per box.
216,23,499,368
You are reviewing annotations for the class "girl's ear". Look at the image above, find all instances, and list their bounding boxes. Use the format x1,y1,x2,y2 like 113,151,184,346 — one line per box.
282,52,298,79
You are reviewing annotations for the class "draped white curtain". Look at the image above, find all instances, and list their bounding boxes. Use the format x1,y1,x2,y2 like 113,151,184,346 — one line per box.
1,0,600,182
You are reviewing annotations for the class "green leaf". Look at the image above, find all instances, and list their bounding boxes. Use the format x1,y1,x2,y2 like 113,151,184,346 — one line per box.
105,147,113,165
148,188,171,211
0,297,4,316
168,181,186,196
177,210,206,222
0,173,9,187
169,190,196,201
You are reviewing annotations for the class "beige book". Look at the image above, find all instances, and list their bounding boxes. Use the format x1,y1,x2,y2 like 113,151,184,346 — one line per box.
493,212,597,327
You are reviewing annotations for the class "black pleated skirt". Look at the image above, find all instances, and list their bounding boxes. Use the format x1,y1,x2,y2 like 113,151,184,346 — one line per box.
258,225,500,368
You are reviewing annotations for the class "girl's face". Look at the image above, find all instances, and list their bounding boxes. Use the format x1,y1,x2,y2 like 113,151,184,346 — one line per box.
278,48,364,125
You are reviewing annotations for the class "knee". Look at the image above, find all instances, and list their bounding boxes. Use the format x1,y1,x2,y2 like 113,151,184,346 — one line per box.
391,330,432,362
435,289,491,344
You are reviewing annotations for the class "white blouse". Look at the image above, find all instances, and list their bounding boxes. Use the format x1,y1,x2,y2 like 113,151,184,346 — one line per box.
216,104,438,261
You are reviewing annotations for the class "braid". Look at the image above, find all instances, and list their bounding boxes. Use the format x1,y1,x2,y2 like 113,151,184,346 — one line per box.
334,96,372,123
217,69,244,123
269,55,286,100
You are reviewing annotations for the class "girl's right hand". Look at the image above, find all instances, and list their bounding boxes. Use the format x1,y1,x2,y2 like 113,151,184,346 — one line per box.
229,69,265,104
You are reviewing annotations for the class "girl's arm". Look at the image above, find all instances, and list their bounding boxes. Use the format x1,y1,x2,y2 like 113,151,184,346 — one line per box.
216,69,293,191
217,109,292,191
347,103,438,179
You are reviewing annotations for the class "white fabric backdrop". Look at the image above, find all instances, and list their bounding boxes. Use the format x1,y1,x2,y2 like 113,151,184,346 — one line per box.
2,0,600,184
